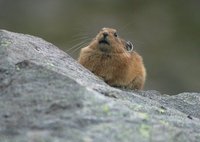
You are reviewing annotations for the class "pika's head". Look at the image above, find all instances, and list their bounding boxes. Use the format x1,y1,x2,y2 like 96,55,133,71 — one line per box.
89,27,134,54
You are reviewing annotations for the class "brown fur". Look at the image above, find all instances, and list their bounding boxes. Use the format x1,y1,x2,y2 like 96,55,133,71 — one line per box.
78,28,146,90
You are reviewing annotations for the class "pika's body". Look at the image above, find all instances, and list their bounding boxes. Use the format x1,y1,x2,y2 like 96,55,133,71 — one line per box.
78,28,146,90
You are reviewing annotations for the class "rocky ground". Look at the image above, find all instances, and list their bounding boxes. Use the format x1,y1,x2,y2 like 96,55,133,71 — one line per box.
0,30,200,142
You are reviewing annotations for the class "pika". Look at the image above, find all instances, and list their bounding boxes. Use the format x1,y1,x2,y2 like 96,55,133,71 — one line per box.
78,27,146,90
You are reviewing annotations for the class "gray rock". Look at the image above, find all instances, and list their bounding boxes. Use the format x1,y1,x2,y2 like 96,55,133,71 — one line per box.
0,29,200,142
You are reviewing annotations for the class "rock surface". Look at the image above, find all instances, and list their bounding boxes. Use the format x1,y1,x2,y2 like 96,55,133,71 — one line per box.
0,30,200,142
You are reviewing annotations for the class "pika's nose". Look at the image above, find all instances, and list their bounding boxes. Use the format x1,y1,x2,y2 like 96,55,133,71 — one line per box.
103,32,108,38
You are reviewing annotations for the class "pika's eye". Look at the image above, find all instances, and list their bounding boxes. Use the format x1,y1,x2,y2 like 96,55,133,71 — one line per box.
114,32,118,37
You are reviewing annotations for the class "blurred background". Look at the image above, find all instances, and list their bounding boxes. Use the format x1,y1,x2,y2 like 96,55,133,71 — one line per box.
0,0,199,95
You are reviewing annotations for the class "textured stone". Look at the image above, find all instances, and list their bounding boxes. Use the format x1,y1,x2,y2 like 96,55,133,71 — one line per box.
0,30,200,142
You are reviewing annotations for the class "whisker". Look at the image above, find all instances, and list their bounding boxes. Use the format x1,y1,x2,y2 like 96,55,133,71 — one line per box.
69,36,91,44
70,42,90,54
66,39,91,53
71,33,94,38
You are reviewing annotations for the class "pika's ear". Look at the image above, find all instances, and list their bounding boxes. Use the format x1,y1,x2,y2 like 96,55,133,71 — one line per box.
125,41,134,52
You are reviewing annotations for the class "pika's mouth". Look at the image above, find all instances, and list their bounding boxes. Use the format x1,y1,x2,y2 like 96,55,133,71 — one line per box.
99,39,110,45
